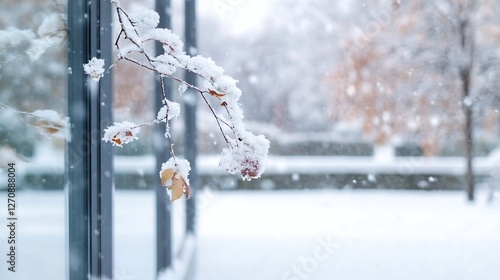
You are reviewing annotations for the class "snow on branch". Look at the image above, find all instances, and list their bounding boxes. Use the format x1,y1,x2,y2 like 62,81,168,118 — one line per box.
102,121,140,147
160,157,191,203
83,58,105,81
86,0,270,202
0,103,71,141
0,13,66,63
30,109,71,140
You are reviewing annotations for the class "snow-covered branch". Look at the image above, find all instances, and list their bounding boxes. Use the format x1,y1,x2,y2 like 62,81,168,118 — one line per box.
86,0,270,201
0,103,71,141
0,13,66,63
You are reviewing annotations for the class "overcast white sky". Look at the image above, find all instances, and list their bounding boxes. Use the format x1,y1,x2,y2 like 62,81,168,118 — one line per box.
198,0,272,34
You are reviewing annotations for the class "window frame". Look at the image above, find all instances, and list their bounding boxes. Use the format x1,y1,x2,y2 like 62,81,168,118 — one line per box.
66,0,197,279
67,0,114,278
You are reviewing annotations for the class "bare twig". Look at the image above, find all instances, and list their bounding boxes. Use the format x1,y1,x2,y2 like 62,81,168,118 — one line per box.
112,4,237,146
200,91,230,144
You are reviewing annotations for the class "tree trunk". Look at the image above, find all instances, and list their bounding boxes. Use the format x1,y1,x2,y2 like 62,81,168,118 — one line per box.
465,102,474,201
461,64,474,201
459,11,475,201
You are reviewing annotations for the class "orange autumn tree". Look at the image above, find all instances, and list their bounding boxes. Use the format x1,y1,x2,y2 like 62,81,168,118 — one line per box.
330,0,487,155
330,0,500,200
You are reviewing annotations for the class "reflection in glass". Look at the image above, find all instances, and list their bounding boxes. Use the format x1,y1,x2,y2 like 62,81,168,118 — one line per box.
0,0,67,279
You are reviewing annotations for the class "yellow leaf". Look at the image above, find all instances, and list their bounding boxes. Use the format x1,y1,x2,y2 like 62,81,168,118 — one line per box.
168,172,190,203
160,168,174,186
168,173,183,202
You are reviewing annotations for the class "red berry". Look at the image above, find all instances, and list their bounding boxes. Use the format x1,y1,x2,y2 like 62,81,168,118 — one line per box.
240,158,259,178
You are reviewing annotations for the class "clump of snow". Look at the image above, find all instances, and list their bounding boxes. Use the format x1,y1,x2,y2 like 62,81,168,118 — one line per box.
0,27,35,50
0,13,66,62
31,109,65,124
84,58,105,82
30,109,71,140
156,100,181,138
37,14,66,40
213,75,241,100
151,54,179,76
118,44,141,58
157,100,181,122
160,157,191,186
102,121,140,147
186,55,224,80
143,28,184,55
220,133,270,180
27,38,54,61
28,13,67,61
129,8,160,29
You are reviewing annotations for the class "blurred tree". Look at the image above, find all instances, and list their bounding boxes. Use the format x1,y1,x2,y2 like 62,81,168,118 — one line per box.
199,0,348,132
331,0,500,200
331,0,463,153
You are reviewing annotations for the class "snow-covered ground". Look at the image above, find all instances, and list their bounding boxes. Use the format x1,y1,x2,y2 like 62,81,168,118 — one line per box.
196,189,500,280
0,189,499,280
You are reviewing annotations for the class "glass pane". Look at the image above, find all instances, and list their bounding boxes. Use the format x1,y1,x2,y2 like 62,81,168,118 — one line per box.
0,0,67,279
111,1,190,278
113,48,157,279
194,1,500,280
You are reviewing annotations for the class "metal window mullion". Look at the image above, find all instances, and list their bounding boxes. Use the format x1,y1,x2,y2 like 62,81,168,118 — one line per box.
67,0,113,279
184,0,197,235
67,1,90,278
155,0,173,275
90,0,114,278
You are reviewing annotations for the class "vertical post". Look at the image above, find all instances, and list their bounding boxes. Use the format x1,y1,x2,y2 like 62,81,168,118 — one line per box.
67,1,89,277
67,0,113,279
184,0,197,234
90,1,114,277
465,101,474,201
459,14,475,202
155,0,173,275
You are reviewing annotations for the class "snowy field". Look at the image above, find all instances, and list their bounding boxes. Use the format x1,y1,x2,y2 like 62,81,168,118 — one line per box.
0,189,499,280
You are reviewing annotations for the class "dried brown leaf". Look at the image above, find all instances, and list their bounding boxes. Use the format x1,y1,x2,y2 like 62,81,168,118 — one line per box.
209,90,225,99
111,134,122,145
35,121,64,135
167,172,190,203
168,173,184,202
160,168,174,186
